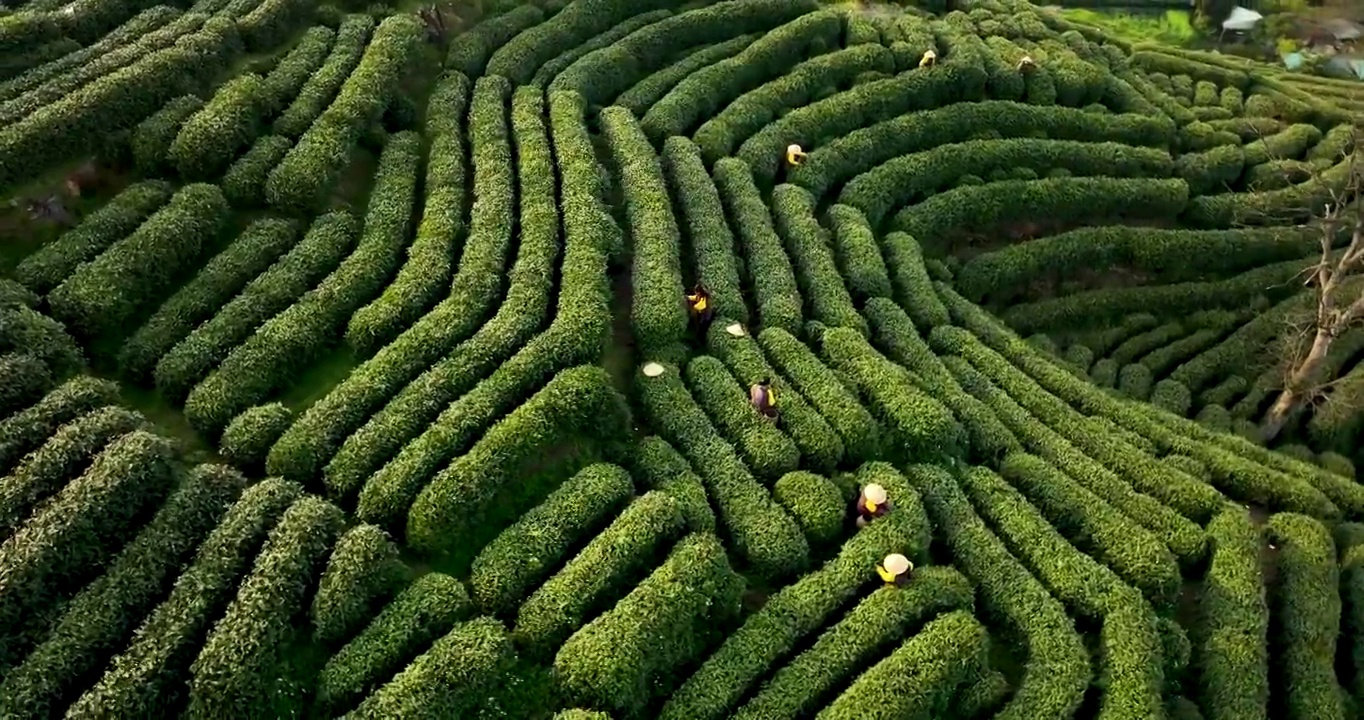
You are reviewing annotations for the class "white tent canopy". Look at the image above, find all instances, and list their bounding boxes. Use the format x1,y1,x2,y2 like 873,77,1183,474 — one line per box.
1222,6,1264,32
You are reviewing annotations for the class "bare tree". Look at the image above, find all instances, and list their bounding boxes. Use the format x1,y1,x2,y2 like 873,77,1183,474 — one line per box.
1262,137,1364,441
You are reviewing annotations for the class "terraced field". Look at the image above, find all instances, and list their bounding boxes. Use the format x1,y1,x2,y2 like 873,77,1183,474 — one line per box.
1,0,1363,716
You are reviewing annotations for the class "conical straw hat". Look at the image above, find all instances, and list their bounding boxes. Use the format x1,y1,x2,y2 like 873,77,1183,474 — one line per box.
883,553,910,575
864,484,887,504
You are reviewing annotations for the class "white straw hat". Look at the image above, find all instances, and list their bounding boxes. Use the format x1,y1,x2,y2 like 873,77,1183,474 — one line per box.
883,553,910,575
864,484,887,504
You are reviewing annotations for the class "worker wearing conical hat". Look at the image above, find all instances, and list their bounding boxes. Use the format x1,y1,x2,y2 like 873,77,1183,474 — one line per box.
750,378,777,421
855,482,893,528
919,49,936,68
786,144,807,167
876,553,912,587
1017,54,1036,73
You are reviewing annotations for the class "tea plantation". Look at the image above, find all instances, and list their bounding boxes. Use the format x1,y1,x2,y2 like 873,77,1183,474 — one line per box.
1,0,1363,716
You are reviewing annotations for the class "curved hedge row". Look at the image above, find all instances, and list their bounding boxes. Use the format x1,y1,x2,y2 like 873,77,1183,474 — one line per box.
661,137,747,324
0,11,210,126
960,464,1166,716
820,610,988,719
154,210,356,402
795,100,1171,200
187,495,346,717
659,502,930,720
350,616,515,717
704,322,844,472
0,463,245,718
824,204,891,302
485,0,674,85
260,25,335,115
446,5,545,78
0,6,180,103
905,463,1089,719
865,298,1019,463
603,105,687,362
315,572,472,716
1197,505,1269,720
713,158,802,335
820,327,963,464
119,218,302,382
548,0,814,105
13,180,172,295
640,9,843,142
470,463,632,615
757,327,880,463
770,184,866,335
943,283,1361,518
893,177,1190,253
273,14,373,139
613,35,754,116
0,430,175,669
48,183,229,342
132,95,205,175
220,403,294,470
0,405,143,543
266,14,420,212
553,532,745,718
313,83,556,498
0,376,118,475
403,366,630,555
222,134,294,206
1267,513,1347,720
169,72,268,180
344,70,471,356
692,42,893,164
339,91,614,526
843,138,1173,227
0,20,234,194
513,489,687,658
67,478,302,717
529,8,673,88
311,523,405,647
182,131,421,436
939,353,1207,564
636,361,808,579
956,225,1320,302
731,566,974,718
684,354,800,481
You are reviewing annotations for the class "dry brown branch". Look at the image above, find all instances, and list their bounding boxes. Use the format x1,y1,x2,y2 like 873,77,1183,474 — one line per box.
1262,136,1364,440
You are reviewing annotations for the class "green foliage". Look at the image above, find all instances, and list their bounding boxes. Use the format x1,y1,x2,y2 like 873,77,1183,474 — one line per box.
1267,513,1347,720
636,360,809,580
48,184,229,342
120,218,301,382
144,215,341,402
274,15,374,139
0,431,176,669
731,567,975,718
169,72,268,180
316,572,472,715
602,104,686,362
554,533,745,719
471,463,633,615
514,489,686,658
267,14,421,211
68,478,302,716
0,464,246,717
344,70,471,355
349,616,515,717
771,470,842,546
187,496,346,717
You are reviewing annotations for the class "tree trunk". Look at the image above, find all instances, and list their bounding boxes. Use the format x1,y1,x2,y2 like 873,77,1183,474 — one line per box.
1261,329,1335,441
